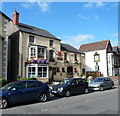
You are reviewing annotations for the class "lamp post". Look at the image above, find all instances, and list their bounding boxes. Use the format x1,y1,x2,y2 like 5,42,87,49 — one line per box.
94,52,100,71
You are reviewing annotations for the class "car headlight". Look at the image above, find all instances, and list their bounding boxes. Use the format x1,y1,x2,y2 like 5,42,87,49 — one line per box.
58,87,63,92
49,86,53,90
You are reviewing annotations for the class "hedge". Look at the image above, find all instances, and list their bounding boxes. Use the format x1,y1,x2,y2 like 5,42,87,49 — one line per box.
0,78,8,87
17,77,37,81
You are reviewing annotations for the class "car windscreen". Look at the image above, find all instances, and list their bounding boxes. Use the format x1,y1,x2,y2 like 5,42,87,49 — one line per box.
1,82,17,91
93,78,104,82
59,79,71,85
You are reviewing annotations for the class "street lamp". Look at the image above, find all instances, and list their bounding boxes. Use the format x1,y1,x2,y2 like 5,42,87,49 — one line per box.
94,52,100,71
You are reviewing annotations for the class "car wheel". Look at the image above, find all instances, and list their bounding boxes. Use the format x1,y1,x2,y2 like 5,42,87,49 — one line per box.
65,90,71,97
111,84,114,89
38,93,48,102
84,88,89,94
100,86,104,91
0,98,8,109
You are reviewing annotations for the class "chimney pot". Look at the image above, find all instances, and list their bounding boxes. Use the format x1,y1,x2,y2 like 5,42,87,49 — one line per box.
13,10,19,25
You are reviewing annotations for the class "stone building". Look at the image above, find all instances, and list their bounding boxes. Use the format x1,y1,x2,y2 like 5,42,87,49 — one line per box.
0,11,11,79
7,10,85,82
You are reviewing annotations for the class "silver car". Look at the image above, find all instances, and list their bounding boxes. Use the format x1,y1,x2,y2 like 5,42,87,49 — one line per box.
89,77,114,91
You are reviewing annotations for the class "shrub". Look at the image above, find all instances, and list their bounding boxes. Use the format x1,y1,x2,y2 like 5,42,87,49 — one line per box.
0,78,8,87
100,74,104,77
17,77,37,81
80,73,84,77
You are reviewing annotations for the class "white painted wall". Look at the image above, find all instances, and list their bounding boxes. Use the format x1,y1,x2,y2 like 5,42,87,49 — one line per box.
85,49,108,76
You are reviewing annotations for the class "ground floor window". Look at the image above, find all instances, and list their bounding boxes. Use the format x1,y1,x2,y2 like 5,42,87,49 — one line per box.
28,67,36,78
27,64,48,78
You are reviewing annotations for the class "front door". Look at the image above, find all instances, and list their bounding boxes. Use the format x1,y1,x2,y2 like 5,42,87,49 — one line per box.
67,66,73,74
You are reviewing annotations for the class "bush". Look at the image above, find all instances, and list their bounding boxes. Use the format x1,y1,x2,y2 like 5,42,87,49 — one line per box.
17,77,37,81
0,78,8,87
80,73,84,77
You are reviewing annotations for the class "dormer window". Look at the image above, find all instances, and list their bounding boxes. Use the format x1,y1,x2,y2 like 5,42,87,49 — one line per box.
50,40,54,47
29,35,35,44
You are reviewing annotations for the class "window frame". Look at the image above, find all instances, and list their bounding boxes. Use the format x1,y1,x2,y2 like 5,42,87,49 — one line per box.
29,35,35,44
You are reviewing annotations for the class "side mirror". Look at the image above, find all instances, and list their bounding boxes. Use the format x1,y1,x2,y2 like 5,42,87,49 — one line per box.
104,81,107,83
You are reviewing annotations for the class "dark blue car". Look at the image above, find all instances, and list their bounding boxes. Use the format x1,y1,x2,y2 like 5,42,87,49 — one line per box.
0,80,50,108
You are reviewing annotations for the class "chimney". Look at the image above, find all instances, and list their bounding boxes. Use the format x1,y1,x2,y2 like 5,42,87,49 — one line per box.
13,10,19,25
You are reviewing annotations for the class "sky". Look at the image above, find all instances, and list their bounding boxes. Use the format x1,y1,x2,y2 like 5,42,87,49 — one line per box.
1,2,118,49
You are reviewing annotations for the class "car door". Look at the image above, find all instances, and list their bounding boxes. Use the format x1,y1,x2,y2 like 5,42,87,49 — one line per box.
70,79,78,94
106,78,112,88
77,78,87,93
25,81,41,101
103,78,109,89
9,81,27,103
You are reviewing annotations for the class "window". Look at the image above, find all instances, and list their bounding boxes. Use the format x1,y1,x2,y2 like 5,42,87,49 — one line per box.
28,67,36,78
14,82,27,90
29,35,35,43
30,47,36,58
49,52,54,61
64,53,67,60
27,81,38,88
62,67,65,72
57,67,60,72
75,54,77,60
38,48,45,59
38,66,47,78
50,40,54,47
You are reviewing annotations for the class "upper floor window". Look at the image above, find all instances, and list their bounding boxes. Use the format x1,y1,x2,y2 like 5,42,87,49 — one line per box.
30,47,36,58
29,46,46,59
29,35,35,44
38,47,45,59
50,40,54,47
64,53,67,60
75,54,77,60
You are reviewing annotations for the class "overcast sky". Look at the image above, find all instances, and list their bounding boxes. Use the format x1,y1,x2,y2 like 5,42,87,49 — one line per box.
2,2,118,48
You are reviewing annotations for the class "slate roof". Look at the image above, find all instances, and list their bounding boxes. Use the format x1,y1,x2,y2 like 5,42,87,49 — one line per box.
61,43,83,54
79,40,110,52
0,11,11,21
17,23,60,40
112,46,120,53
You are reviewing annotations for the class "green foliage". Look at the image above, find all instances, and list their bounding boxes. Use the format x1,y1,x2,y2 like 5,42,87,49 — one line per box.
80,73,84,77
17,77,37,81
89,73,95,77
100,73,104,77
0,78,8,87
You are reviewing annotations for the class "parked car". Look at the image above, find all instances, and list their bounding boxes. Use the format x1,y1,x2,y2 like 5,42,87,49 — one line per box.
0,80,50,109
88,77,114,91
51,78,89,97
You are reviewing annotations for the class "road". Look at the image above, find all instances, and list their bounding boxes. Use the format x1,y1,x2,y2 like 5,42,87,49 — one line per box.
1,87,119,114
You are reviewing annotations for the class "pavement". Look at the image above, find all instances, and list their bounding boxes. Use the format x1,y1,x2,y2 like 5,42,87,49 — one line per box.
1,86,119,115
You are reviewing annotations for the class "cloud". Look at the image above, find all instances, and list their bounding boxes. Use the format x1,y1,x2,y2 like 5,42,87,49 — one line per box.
37,2,50,12
21,1,50,13
78,13,88,20
95,2,105,8
21,3,31,9
60,34,95,49
84,2,105,8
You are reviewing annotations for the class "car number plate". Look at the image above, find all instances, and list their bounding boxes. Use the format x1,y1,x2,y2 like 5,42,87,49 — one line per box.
52,91,57,93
